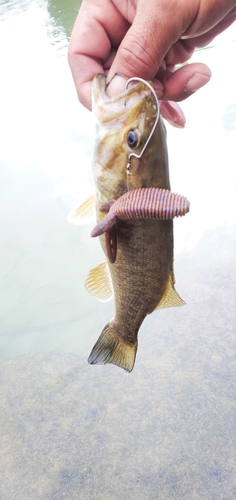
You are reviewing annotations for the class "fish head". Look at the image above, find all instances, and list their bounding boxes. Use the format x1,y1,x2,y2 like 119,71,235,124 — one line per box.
92,74,170,201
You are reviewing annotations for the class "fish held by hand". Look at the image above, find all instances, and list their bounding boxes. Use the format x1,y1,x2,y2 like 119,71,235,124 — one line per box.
71,74,190,372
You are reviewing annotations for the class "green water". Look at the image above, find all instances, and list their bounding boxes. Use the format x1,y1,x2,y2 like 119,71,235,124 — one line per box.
0,1,236,498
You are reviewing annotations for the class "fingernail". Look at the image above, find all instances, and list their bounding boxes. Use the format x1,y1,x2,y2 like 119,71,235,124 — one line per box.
185,73,211,94
160,101,186,128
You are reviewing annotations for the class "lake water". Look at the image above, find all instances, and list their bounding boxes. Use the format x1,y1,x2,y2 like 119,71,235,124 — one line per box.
0,1,236,499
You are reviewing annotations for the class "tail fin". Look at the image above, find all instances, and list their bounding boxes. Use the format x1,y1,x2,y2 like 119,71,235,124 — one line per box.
88,323,137,373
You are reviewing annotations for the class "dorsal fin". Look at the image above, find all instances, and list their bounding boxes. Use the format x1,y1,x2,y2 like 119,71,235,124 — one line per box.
68,194,95,225
84,260,113,302
155,276,185,310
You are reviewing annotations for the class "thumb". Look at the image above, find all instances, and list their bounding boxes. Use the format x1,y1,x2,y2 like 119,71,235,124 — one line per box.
107,0,189,94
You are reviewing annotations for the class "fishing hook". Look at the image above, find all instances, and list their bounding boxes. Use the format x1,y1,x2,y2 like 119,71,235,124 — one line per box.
125,77,160,176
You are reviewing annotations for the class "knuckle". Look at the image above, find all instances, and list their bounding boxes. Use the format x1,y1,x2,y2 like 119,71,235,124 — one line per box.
119,35,158,77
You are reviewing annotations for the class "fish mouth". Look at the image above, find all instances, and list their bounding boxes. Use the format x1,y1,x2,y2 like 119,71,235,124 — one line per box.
92,73,156,125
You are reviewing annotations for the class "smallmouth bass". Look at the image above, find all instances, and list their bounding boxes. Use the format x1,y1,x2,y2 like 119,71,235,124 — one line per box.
69,75,189,372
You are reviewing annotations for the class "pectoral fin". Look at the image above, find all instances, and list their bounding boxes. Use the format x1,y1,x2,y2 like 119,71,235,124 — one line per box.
68,194,95,224
155,276,185,310
84,260,113,301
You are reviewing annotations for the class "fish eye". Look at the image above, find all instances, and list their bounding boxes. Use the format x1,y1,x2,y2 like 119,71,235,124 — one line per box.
127,129,141,149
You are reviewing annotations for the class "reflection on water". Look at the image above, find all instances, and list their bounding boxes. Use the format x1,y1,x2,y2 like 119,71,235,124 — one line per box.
0,1,236,498
48,0,81,38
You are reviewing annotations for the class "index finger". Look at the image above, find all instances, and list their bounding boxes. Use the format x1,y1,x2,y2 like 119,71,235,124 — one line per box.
68,0,129,109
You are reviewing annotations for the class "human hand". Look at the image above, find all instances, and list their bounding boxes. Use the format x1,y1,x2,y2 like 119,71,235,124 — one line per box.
68,0,236,125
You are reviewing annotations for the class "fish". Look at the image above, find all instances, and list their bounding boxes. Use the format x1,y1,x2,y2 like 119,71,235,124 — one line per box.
69,74,190,372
